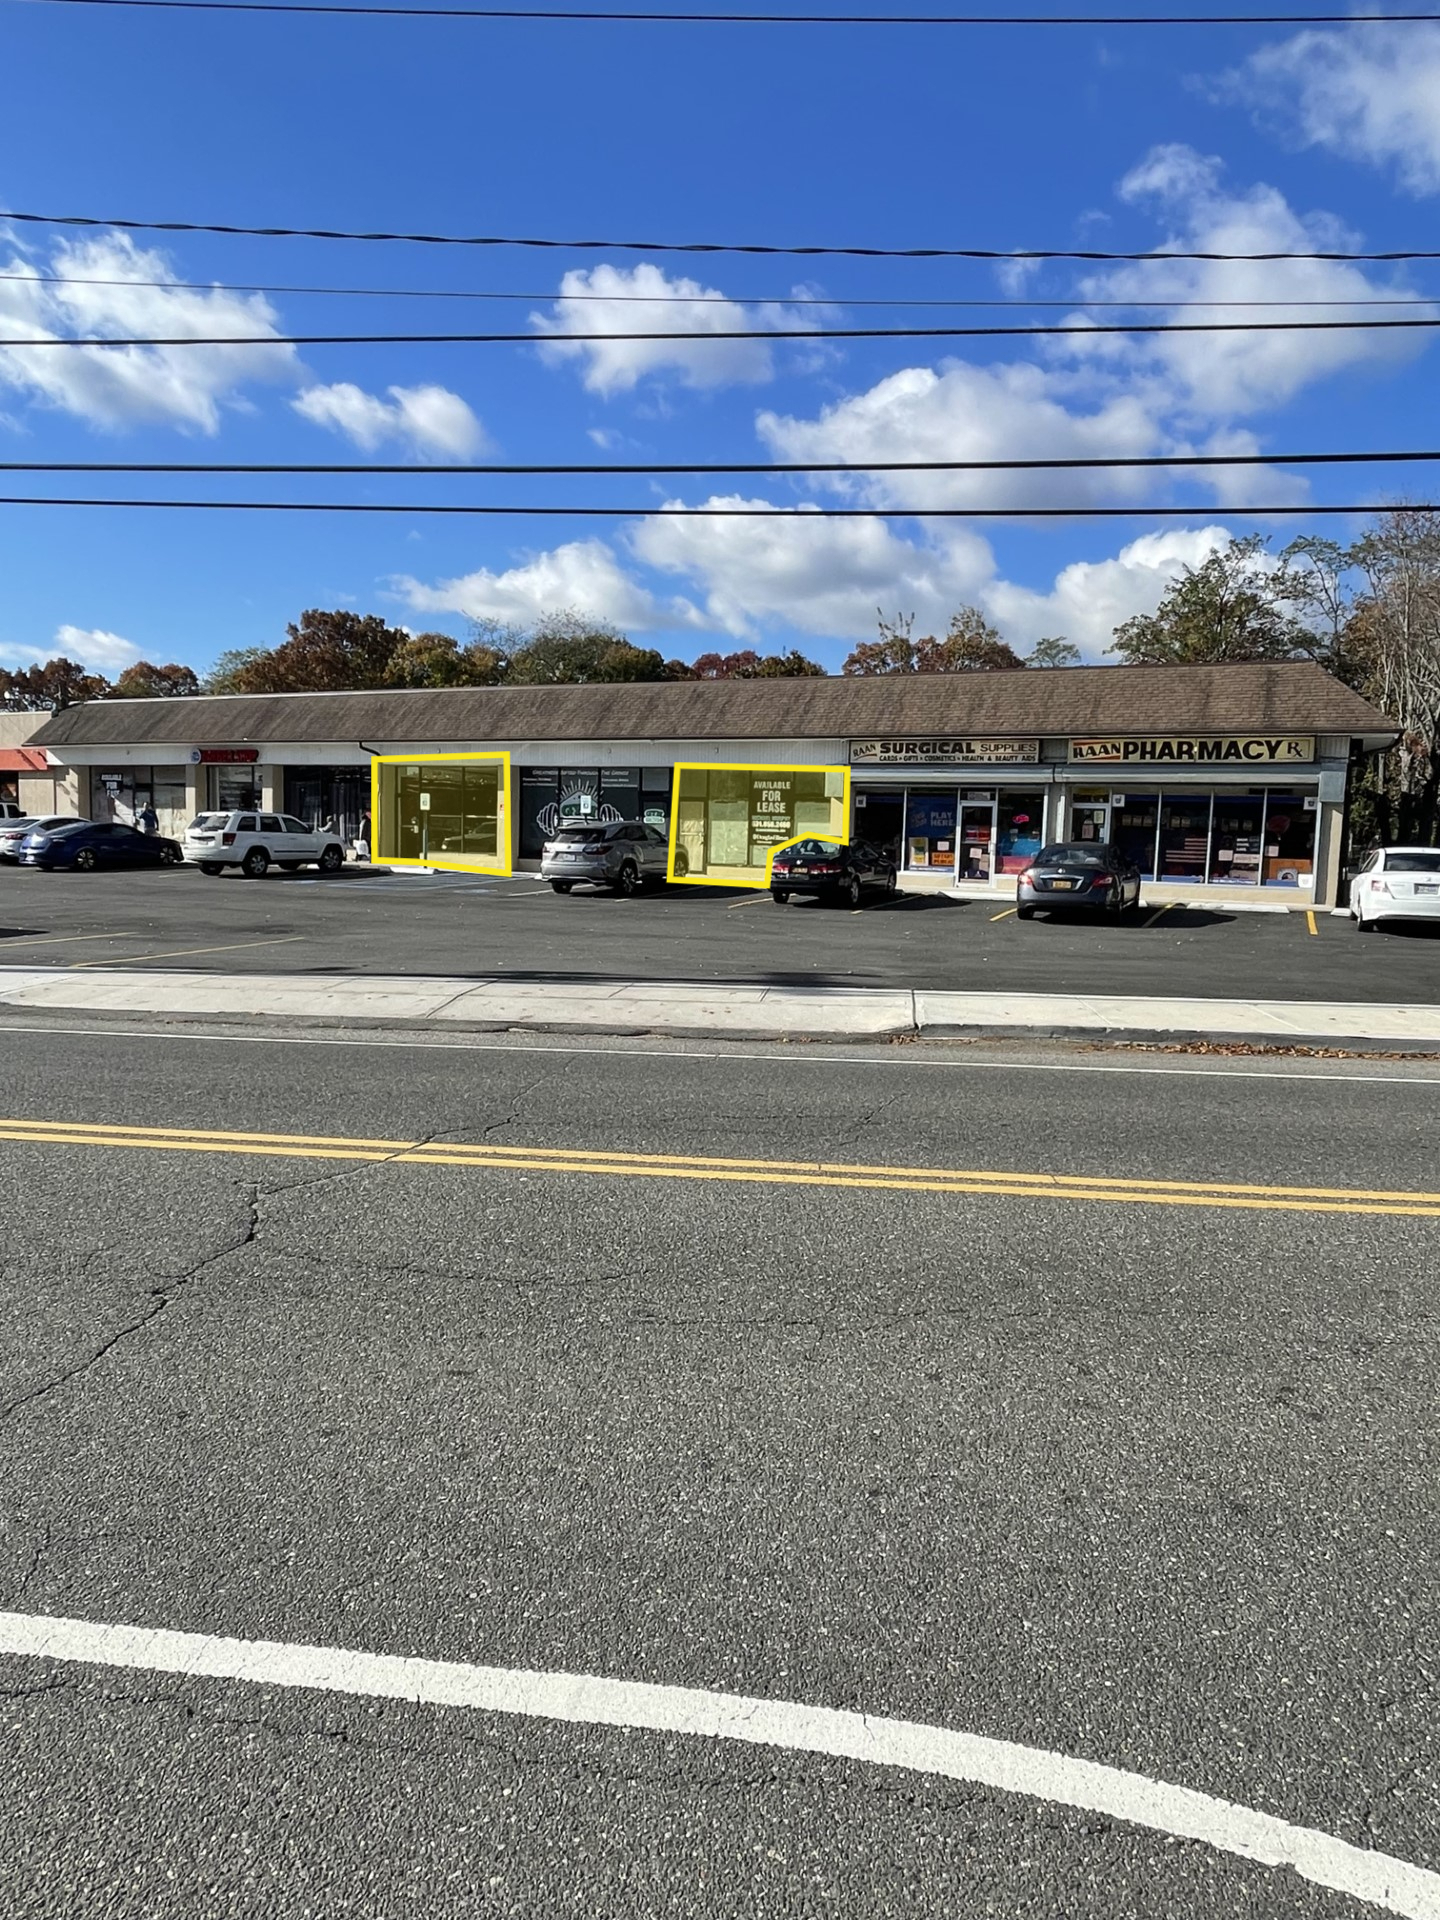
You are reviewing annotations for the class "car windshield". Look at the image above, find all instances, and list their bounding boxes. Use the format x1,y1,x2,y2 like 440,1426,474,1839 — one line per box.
1036,843,1113,867
44,821,90,838
190,814,228,831
1386,850,1440,873
786,840,843,858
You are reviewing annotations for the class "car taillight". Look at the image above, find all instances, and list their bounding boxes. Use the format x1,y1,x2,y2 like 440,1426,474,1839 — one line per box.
1090,873,1112,889
772,860,790,874
221,832,236,846
1018,869,1034,886
1370,877,1391,895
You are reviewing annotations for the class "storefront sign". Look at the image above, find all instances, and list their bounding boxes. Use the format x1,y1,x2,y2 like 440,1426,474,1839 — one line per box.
849,738,1039,766
1069,735,1315,765
190,747,260,764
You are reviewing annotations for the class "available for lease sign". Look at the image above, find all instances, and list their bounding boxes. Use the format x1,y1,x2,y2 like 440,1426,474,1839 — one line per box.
850,738,1039,765
1069,735,1315,765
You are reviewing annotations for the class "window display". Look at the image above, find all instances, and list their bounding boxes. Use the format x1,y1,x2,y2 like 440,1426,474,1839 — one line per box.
671,763,847,885
904,792,956,870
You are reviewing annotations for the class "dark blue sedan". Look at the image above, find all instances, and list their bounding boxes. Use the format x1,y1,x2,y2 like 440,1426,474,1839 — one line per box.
19,819,185,872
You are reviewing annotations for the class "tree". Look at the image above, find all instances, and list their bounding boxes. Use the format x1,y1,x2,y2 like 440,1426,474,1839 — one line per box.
1108,536,1323,666
108,661,201,700
505,611,669,685
1026,637,1082,669
1344,508,1440,847
384,631,508,689
692,646,825,678
844,608,1023,674
0,658,112,710
203,647,273,695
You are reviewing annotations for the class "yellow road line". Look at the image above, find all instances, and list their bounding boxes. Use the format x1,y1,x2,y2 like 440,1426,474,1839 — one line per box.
1143,902,1175,928
0,931,141,951
4,1116,1440,1218
725,894,768,910
1306,910,1319,936
71,935,307,969
990,906,1017,922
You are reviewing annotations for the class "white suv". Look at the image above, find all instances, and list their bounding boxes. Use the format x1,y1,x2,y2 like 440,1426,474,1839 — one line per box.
184,810,347,878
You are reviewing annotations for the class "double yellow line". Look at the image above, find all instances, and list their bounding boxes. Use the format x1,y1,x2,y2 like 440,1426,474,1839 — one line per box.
3,1116,1440,1217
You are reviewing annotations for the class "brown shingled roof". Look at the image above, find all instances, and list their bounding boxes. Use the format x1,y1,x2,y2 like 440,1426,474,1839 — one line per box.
28,660,1394,750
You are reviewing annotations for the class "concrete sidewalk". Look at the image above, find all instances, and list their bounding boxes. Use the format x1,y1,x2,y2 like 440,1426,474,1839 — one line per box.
3,965,1440,1048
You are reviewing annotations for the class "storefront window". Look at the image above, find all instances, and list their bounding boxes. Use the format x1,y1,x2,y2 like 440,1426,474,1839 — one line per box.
211,765,261,812
905,792,956,871
1260,793,1317,888
1158,795,1212,882
1111,796,1159,879
673,764,847,883
854,791,905,862
376,756,506,870
1209,792,1265,885
995,794,1044,874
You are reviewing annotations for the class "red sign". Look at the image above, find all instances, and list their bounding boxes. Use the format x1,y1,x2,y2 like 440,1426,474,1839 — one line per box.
194,748,260,764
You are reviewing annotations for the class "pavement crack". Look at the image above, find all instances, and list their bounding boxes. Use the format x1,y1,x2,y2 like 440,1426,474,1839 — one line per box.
13,1522,52,1602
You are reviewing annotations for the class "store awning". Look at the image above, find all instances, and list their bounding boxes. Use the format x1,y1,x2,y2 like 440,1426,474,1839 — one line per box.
0,748,49,773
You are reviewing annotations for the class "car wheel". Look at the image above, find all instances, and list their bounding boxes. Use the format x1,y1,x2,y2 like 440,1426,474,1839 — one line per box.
198,861,223,877
1016,904,1035,920
317,845,344,874
1356,908,1375,932
885,869,897,895
74,847,97,872
616,861,640,897
241,847,270,878
772,889,790,905
159,844,183,865
550,881,573,894
844,875,862,908
673,848,690,878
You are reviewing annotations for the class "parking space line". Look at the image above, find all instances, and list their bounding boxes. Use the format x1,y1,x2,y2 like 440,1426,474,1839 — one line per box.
71,935,307,969
1306,911,1319,936
0,931,140,950
726,894,768,911
1143,902,1175,928
990,907,1017,922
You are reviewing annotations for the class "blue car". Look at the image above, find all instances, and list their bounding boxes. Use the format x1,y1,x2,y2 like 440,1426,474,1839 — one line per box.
19,819,185,872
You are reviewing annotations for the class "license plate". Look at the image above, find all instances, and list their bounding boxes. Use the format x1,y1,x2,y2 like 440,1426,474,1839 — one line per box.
1418,883,1439,895
1051,878,1076,890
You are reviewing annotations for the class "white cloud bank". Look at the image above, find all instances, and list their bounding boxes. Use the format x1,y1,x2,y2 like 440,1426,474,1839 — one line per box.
0,232,297,433
292,381,488,459
392,537,701,633
1220,24,1440,196
0,623,144,674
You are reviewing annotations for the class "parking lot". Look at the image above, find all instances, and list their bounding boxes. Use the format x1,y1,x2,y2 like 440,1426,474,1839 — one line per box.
2,862,1436,1002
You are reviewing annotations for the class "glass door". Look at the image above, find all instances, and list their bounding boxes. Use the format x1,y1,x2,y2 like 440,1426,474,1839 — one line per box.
1070,801,1110,844
958,802,997,881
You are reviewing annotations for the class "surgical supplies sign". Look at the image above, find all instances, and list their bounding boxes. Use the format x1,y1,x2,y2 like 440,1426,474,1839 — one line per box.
1068,735,1315,765
849,738,1039,765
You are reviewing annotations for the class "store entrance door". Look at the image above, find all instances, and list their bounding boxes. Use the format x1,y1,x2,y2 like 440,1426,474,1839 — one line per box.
957,802,997,882
1070,801,1110,844
854,791,903,863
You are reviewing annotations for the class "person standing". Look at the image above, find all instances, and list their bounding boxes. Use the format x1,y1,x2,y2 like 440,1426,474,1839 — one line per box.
137,801,159,834
354,809,371,863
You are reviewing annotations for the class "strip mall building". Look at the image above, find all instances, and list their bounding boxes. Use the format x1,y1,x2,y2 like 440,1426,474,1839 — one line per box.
28,660,1394,906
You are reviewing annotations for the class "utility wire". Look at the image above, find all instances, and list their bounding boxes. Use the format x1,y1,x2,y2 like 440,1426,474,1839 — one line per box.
15,0,1440,22
6,450,1440,474
5,271,1439,309
0,497,1415,517
7,209,1440,263
7,270,1438,308
9,316,1440,345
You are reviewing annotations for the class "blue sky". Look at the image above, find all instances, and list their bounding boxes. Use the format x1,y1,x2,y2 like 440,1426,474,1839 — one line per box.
3,4,1440,678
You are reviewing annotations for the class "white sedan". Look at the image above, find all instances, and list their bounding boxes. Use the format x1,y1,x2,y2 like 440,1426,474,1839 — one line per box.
1350,846,1440,931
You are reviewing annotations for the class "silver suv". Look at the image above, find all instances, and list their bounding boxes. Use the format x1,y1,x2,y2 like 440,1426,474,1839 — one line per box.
542,820,671,895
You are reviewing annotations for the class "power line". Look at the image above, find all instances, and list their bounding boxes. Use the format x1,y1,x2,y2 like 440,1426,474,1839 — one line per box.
6,449,1440,474
8,315,1440,346
15,0,1440,22
0,497,1412,516
7,208,1440,262
7,270,1438,309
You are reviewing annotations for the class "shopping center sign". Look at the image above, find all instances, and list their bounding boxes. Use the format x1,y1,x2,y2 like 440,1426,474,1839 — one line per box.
1069,735,1315,765
849,738,1040,765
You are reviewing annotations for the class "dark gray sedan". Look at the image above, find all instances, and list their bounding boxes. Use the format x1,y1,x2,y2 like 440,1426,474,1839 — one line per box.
541,819,672,895
1015,841,1142,919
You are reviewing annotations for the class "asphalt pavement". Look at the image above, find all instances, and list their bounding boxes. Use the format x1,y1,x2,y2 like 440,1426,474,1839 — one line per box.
1,1019,1437,1918
3,864,1438,1002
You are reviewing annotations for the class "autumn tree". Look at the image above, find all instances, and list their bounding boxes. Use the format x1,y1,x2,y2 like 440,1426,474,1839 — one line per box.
1109,537,1326,667
503,611,668,684
844,609,1024,674
0,658,112,709
384,631,509,688
692,647,825,678
108,661,201,700
1344,508,1440,846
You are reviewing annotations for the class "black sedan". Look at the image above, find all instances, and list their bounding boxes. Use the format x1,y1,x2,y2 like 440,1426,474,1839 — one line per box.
770,838,898,907
19,819,185,872
1016,842,1142,919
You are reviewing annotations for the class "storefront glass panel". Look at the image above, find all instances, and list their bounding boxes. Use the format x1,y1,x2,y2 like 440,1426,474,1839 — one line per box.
854,791,904,862
1261,793,1317,887
958,803,994,881
904,792,956,872
375,756,507,872
672,764,847,884
995,794,1044,874
1158,794,1213,881
1111,796,1159,879
1209,792,1265,885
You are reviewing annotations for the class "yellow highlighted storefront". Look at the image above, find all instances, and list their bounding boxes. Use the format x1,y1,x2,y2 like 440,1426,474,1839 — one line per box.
666,762,850,888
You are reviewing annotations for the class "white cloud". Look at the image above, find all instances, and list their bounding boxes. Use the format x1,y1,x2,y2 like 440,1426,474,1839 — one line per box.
0,624,144,674
391,537,703,632
0,233,297,434
530,263,815,397
980,527,1234,659
292,381,487,459
628,497,995,639
1220,25,1440,196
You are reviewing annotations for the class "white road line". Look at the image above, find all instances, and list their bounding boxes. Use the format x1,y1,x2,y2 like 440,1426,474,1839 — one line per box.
1,1609,1435,1918
1,1021,1439,1086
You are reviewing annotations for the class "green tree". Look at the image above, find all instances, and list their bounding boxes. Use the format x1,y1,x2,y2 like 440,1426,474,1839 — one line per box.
505,611,668,685
108,661,201,700
384,631,509,688
0,658,112,709
844,608,1022,674
203,647,273,695
1108,536,1322,666
1026,637,1082,668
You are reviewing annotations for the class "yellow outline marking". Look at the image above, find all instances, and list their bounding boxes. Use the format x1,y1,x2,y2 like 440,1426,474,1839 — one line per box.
990,906,1017,922
70,936,307,969
370,751,512,879
1306,910,1318,936
667,762,851,890
1143,902,1175,928
5,1116,1440,1217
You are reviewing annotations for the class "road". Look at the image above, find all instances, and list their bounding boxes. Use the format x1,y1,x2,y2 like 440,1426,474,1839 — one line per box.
3,864,1439,1001
1,1017,1437,1918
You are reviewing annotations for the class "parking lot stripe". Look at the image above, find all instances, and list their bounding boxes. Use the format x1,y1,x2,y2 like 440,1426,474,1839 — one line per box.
70,935,307,969
5,1116,1440,1216
1143,902,1175,928
0,931,141,950
2,1608,1436,1920
990,907,1017,922
1306,911,1319,936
